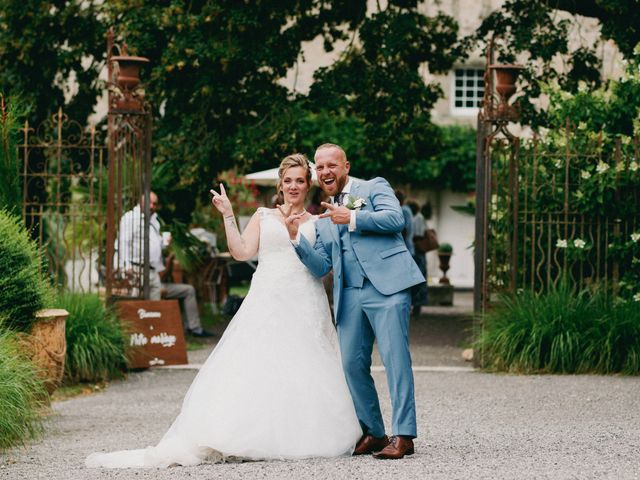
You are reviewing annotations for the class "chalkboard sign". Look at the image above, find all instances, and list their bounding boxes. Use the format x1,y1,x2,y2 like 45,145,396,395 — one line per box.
115,300,188,368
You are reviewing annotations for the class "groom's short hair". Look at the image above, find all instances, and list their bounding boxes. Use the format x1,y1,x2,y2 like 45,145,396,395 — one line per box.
315,143,347,162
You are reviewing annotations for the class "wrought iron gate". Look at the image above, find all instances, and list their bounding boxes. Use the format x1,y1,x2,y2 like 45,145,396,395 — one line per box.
478,126,639,307
19,29,152,301
20,109,107,293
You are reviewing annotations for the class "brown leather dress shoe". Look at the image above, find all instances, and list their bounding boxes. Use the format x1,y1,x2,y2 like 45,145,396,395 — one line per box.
372,435,415,459
353,434,389,455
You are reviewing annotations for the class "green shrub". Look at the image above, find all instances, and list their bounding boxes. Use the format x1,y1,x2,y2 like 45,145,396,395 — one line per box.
0,210,53,332
584,300,640,375
476,281,640,374
57,293,128,383
0,330,47,450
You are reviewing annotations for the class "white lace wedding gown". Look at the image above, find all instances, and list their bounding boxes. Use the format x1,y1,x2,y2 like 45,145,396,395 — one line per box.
86,208,362,468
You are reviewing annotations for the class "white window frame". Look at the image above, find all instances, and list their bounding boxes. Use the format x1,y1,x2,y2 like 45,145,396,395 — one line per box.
450,67,485,116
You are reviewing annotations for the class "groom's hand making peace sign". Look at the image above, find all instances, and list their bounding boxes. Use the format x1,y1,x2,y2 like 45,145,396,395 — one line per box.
319,202,351,225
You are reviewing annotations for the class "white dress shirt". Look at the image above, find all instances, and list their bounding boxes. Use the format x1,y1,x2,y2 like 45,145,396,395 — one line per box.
116,205,165,272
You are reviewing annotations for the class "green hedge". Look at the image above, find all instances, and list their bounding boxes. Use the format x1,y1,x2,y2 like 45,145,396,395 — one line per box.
0,331,47,450
57,293,128,383
477,282,640,374
0,210,53,332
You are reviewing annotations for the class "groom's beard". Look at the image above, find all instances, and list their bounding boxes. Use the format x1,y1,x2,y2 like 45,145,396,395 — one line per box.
335,176,348,194
322,175,348,197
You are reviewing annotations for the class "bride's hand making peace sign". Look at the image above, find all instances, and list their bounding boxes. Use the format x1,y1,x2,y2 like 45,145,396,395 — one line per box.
277,203,306,241
210,184,233,217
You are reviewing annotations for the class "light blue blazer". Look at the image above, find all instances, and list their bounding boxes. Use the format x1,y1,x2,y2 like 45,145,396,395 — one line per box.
295,177,425,320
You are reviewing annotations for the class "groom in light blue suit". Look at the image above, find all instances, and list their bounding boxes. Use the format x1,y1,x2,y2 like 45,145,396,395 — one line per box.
287,144,424,460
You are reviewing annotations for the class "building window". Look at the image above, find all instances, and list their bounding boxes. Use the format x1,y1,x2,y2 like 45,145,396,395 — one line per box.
452,68,484,114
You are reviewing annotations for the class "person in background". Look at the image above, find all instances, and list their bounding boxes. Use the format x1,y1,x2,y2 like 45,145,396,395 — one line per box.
407,200,429,316
306,188,326,215
117,191,214,338
395,190,414,256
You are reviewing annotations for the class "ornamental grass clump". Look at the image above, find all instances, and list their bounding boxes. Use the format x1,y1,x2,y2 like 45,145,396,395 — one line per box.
0,210,53,332
477,281,640,374
0,330,47,450
57,292,129,383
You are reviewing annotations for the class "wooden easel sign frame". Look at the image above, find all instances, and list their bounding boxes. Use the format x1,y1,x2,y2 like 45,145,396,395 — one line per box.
116,300,188,368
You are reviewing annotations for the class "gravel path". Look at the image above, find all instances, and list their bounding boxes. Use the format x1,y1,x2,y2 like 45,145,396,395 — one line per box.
2,295,639,479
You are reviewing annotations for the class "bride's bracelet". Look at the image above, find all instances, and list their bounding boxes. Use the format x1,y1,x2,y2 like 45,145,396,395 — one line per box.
224,215,237,228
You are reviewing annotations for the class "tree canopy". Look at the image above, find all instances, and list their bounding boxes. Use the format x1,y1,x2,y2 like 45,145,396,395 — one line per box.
1,0,639,221
0,0,104,125
468,0,640,127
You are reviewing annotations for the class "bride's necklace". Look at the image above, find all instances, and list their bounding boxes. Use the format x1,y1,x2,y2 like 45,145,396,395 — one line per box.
292,208,307,215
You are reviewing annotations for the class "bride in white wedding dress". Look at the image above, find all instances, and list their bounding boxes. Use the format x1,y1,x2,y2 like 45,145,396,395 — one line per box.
86,154,362,468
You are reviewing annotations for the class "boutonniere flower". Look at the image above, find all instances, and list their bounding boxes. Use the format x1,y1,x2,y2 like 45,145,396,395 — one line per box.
345,195,366,210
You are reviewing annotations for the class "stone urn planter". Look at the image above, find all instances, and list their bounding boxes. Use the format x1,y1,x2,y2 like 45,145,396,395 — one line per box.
437,242,453,285
20,309,69,395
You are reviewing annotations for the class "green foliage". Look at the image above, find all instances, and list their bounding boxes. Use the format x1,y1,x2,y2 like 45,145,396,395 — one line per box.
309,4,461,184
56,292,128,383
0,210,53,332
0,0,105,126
542,50,640,138
0,331,47,450
231,105,367,175
437,242,453,254
477,282,640,374
426,125,476,192
484,49,640,296
164,220,207,273
609,232,640,303
0,94,28,214
466,0,640,128
106,0,363,221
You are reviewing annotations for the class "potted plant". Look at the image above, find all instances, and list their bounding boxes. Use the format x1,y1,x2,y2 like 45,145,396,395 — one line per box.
437,242,453,285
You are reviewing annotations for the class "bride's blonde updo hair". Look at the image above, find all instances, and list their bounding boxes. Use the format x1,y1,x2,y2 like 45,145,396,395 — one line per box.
276,153,312,204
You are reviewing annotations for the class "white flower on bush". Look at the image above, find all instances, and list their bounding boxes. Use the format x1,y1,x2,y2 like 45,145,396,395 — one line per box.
634,292,640,302
630,161,639,172
491,209,505,221
596,161,610,174
556,239,568,248
616,162,626,172
580,170,591,180
631,232,640,242
573,239,587,249
554,159,563,169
